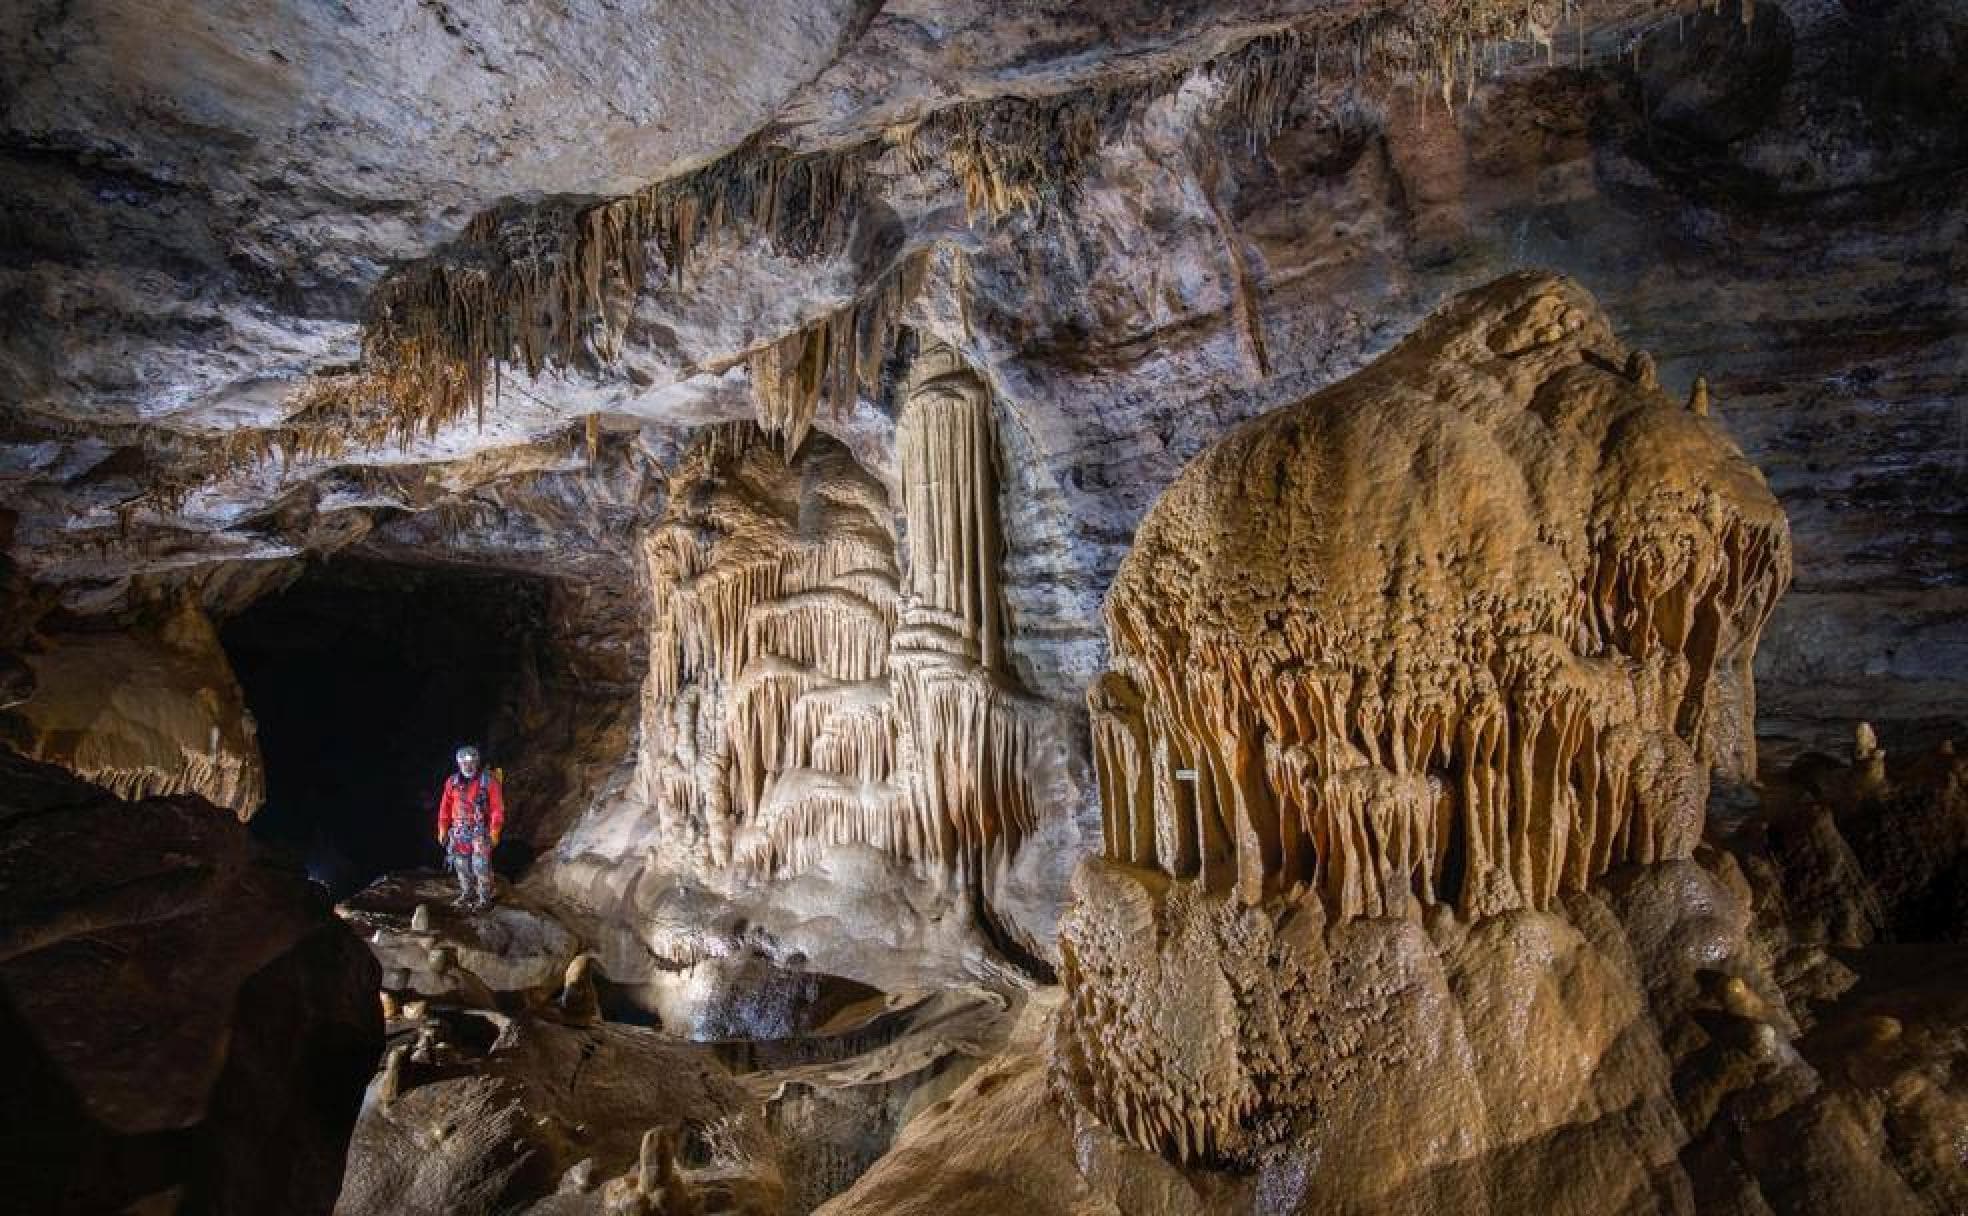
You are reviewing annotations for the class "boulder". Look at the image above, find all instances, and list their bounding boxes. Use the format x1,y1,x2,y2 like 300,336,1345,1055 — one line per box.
0,747,382,1214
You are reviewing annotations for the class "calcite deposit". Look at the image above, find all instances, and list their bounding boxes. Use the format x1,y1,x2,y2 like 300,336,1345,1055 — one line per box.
825,277,1956,1216
1059,271,1794,1163
1,598,266,816
559,340,1060,969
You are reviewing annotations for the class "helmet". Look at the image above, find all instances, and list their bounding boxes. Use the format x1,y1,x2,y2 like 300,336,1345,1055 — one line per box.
455,745,481,765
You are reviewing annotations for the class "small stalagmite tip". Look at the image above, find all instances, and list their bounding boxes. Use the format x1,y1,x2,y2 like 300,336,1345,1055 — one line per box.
637,1128,670,1195
1689,376,1711,416
380,1044,409,1105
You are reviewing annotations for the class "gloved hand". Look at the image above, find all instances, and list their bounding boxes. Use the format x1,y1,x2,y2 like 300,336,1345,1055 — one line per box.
437,829,449,847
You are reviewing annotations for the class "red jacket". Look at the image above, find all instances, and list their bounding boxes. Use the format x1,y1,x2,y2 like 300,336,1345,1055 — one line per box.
438,770,505,847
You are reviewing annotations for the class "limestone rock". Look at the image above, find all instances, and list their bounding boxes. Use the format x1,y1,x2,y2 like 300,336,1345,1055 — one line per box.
0,4,1962,1214
1736,732,1968,949
0,747,381,1214
340,872,581,997
1062,267,1802,1180
334,1014,782,1216
549,386,1068,978
826,852,1965,1216
1,598,265,815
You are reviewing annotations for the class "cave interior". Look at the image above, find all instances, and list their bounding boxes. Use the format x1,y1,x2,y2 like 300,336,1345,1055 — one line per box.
222,558,551,895
0,1,1963,1214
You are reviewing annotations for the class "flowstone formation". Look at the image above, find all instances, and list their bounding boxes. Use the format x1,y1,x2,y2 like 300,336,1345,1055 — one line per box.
633,420,905,879
557,341,1056,969
1059,272,1794,1165
1,597,265,817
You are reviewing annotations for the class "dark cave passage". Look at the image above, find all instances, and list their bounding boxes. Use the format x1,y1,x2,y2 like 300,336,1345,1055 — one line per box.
222,557,550,898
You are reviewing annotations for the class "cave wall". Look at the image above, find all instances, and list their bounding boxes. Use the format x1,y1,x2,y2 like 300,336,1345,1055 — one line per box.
0,747,381,1215
1,596,266,816
0,0,1956,975
4,1,1958,780
221,559,551,888
818,274,1963,1216
0,3,1961,1213
0,0,1957,1005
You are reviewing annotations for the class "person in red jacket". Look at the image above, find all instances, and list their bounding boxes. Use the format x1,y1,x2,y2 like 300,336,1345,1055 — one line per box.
437,745,504,909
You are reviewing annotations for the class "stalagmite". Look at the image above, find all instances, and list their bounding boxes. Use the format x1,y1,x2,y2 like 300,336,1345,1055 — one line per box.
378,1045,409,1106
1853,721,1889,796
633,1128,698,1215
558,953,602,1025
897,341,1007,673
1059,273,1793,1164
410,904,432,932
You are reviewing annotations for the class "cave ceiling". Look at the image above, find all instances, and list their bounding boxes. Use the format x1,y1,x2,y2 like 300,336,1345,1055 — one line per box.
2,0,1963,746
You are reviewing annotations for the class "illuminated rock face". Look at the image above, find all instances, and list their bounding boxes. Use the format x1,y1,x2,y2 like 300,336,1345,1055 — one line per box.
635,420,903,879
618,342,1049,952
1060,272,1793,1164
2,600,265,818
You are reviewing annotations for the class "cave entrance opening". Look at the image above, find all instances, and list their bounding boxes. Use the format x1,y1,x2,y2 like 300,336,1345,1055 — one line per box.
222,556,550,898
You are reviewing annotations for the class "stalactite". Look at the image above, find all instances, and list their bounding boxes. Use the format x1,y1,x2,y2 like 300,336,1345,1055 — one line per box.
1087,277,1790,922
633,342,1047,940
749,326,828,456
334,0,1607,457
72,750,265,821
895,341,1006,672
